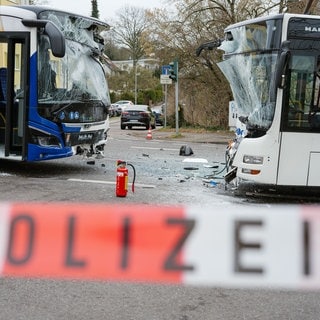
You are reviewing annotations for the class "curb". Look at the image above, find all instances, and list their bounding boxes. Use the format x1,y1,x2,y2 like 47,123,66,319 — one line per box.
131,129,234,144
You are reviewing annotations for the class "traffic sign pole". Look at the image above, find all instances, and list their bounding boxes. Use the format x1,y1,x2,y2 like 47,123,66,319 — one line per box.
161,62,179,132
174,60,179,134
164,84,167,127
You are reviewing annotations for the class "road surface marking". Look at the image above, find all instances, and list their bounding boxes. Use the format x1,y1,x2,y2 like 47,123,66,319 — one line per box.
68,178,156,189
131,146,179,151
182,158,208,163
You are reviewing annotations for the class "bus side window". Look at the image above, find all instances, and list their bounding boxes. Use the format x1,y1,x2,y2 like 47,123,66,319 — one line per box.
38,47,57,99
0,68,7,102
0,68,6,135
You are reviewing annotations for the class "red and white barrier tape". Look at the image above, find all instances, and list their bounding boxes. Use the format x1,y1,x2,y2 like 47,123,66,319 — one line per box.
0,202,319,289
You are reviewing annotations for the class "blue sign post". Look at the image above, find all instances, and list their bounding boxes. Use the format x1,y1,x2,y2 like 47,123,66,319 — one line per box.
161,65,172,128
160,65,172,84
162,65,171,75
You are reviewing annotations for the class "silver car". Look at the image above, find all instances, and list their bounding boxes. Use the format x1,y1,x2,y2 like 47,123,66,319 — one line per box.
113,100,134,115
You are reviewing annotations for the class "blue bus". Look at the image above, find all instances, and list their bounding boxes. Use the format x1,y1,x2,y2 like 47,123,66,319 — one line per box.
0,5,111,161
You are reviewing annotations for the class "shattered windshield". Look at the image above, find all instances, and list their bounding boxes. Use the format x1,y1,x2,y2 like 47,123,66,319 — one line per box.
218,21,281,131
38,11,110,107
218,52,278,130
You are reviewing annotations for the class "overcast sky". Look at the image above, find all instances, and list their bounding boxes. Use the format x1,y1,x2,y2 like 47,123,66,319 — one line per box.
47,0,165,21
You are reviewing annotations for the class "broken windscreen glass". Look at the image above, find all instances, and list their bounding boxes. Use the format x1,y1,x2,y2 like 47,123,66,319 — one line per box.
37,11,110,122
218,22,281,132
218,52,277,130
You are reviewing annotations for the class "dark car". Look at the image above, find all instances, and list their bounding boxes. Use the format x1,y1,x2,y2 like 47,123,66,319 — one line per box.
153,111,164,126
120,105,156,130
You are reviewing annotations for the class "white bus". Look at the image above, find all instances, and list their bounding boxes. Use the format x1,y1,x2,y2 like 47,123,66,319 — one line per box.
198,14,320,195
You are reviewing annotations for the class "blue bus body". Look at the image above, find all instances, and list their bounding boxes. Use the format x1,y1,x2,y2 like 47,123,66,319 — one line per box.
0,5,111,161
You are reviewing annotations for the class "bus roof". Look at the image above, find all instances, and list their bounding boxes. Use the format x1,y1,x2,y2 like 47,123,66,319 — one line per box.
224,14,284,31
17,5,110,30
224,13,320,32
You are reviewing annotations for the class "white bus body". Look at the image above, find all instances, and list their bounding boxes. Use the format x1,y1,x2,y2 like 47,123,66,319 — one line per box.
214,14,320,194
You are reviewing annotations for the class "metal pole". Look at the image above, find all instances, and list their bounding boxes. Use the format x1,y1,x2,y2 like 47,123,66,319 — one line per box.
164,84,167,127
175,60,179,134
175,81,179,134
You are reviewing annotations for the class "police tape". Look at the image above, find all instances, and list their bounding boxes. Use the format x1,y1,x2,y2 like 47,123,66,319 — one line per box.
0,202,319,289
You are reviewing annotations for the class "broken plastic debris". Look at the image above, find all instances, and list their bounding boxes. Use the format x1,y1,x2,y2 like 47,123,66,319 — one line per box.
203,179,218,187
179,145,193,156
203,164,219,168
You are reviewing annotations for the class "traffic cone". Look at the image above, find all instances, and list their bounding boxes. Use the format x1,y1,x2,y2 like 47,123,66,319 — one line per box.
146,126,152,140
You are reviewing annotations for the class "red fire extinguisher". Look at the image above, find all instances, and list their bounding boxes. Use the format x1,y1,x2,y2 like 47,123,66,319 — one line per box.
116,160,136,197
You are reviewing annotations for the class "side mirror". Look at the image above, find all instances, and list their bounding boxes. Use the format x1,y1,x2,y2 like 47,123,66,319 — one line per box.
22,19,65,58
196,39,222,56
44,21,65,58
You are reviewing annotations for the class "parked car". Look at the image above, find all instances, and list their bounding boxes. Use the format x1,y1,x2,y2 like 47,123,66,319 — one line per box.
153,111,164,126
113,100,134,115
120,105,156,130
109,104,117,117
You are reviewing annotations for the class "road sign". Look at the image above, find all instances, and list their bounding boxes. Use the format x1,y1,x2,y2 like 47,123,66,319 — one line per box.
162,65,171,75
160,74,172,84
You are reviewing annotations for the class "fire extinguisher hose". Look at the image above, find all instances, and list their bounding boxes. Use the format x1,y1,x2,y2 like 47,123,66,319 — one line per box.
127,163,136,193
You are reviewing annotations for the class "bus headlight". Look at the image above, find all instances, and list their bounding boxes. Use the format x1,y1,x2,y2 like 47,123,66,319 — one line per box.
243,155,264,164
36,135,61,147
30,129,61,147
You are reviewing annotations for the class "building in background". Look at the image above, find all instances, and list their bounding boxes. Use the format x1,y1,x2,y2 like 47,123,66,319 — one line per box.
0,0,29,6
112,58,159,73
0,0,30,93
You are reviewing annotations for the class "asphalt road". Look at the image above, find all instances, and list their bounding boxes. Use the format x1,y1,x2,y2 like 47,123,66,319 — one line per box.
0,118,319,320
0,118,234,205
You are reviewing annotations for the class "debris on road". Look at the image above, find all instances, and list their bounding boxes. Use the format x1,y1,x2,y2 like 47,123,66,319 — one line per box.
179,145,193,156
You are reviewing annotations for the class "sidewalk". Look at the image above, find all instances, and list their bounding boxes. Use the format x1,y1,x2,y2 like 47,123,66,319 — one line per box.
131,128,235,144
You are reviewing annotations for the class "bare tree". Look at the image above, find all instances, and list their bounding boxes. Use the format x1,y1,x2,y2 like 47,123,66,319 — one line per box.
146,0,284,128
113,6,148,66
111,0,315,128
145,4,231,127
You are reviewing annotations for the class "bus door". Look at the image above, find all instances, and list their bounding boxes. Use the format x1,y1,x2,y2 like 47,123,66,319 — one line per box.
0,33,29,160
278,54,320,186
